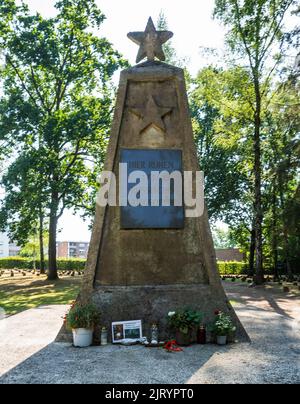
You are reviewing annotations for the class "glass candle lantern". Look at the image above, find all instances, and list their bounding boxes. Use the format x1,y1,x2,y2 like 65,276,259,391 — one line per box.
151,323,159,344
101,327,108,346
197,325,206,345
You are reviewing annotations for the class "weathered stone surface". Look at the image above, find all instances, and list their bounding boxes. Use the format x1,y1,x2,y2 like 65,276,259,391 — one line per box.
129,96,172,133
92,62,214,287
91,284,246,341
128,17,173,63
57,59,249,342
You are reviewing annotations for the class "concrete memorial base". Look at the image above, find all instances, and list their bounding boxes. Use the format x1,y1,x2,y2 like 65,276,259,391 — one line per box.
57,284,248,343
93,284,247,341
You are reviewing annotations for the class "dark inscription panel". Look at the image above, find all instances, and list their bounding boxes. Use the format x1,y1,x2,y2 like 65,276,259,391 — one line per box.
120,149,184,229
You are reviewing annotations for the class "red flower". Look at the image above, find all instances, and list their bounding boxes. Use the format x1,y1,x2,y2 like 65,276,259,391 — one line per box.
164,340,183,353
214,310,221,316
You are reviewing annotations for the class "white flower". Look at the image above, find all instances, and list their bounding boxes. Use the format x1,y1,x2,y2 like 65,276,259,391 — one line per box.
168,311,176,317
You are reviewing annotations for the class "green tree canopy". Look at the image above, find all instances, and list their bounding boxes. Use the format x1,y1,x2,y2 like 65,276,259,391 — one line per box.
0,0,127,279
213,0,297,284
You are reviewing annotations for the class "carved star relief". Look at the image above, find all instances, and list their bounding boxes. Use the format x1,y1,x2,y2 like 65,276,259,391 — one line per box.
129,97,172,133
127,17,174,63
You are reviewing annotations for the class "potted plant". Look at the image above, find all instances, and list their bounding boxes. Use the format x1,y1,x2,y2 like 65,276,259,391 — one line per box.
210,311,236,346
167,309,203,346
65,302,100,348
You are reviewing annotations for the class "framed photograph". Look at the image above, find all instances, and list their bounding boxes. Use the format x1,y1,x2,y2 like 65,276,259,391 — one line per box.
112,320,142,344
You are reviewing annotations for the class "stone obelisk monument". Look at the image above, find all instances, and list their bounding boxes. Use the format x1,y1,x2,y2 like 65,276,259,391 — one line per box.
58,18,248,341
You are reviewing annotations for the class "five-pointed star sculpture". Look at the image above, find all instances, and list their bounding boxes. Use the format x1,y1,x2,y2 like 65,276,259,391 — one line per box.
129,96,172,133
127,17,174,63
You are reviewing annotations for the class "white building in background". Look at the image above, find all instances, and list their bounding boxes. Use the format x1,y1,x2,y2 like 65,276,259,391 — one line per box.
9,242,21,257
0,233,21,257
0,233,9,258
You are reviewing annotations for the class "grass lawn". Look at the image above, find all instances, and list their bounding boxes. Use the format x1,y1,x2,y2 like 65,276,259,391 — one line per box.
0,274,81,316
1,273,298,317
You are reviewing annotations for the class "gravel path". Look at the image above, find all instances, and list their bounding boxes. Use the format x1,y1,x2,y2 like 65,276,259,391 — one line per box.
0,283,299,384
0,305,68,377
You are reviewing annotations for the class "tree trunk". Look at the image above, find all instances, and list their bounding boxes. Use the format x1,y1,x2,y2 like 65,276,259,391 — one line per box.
278,175,293,282
39,207,46,275
248,224,255,277
282,209,293,281
272,185,279,281
272,235,279,281
47,199,59,281
283,227,293,281
253,80,264,285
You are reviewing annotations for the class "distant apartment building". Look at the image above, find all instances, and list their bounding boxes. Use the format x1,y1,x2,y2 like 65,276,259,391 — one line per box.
0,233,9,258
57,241,89,259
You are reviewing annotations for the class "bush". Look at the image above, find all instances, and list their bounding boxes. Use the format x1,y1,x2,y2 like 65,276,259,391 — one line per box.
55,259,86,272
0,258,279,276
167,309,203,334
0,257,86,271
0,257,35,270
66,303,100,330
217,261,248,275
210,311,236,337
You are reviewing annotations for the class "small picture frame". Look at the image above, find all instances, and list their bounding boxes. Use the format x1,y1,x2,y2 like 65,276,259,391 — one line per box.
112,320,143,344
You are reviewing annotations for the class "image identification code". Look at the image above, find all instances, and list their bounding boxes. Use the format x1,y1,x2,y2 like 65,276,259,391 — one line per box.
105,388,194,401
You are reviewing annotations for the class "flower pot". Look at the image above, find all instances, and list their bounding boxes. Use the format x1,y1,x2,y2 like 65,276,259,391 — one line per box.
176,331,192,346
72,328,93,348
217,335,227,346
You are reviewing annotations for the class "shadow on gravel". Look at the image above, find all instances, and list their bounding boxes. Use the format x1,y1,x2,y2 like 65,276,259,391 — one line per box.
224,282,298,320
0,342,230,384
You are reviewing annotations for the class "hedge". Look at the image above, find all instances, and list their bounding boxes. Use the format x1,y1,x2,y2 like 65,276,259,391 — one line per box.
0,258,276,276
0,257,86,271
217,262,275,275
217,261,248,275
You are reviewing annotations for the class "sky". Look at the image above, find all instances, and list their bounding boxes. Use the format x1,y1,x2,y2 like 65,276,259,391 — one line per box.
15,0,227,242
9,1,297,242
21,0,226,76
